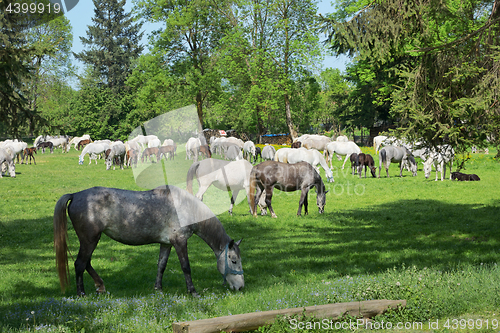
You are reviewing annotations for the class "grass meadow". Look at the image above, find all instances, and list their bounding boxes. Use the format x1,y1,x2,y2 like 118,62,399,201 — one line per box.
1,144,500,332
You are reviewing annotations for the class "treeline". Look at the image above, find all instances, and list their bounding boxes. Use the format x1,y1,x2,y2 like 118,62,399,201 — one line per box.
2,0,500,155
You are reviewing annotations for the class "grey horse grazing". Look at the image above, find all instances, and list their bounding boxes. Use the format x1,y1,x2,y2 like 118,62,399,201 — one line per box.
249,161,328,218
0,148,16,178
186,159,253,215
378,146,418,178
54,185,244,297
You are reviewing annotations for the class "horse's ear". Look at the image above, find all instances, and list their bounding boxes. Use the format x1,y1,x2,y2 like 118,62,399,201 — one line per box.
325,190,329,195
228,239,235,249
235,239,243,246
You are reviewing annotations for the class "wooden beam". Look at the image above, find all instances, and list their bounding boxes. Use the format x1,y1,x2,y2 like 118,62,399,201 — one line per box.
173,299,406,333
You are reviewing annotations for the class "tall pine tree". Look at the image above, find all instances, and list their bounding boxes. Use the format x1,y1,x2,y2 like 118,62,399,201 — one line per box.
74,0,143,94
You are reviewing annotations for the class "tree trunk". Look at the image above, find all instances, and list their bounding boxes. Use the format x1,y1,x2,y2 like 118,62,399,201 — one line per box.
196,91,204,131
284,93,297,140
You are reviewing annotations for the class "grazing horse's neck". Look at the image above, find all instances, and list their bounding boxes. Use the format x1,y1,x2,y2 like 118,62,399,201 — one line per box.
195,217,232,258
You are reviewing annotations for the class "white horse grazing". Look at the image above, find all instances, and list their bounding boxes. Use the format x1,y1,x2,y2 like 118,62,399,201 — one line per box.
336,135,349,142
278,147,334,182
186,159,253,215
261,145,276,161
210,137,227,155
325,141,362,169
48,137,69,153
79,143,110,165
1,141,27,163
225,145,242,161
130,134,158,151
297,134,331,151
225,137,244,148
424,145,455,181
105,142,126,170
67,134,91,152
378,145,418,178
0,148,16,178
148,138,161,148
186,137,201,161
243,141,256,162
163,139,174,146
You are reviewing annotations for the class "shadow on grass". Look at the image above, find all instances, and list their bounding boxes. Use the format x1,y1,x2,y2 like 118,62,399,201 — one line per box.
227,199,500,287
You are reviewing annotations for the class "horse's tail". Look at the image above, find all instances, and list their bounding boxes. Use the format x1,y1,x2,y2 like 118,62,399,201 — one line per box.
54,193,73,292
186,161,201,194
249,167,258,216
380,149,387,164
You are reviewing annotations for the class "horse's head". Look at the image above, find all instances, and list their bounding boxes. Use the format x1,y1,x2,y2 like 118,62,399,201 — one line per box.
217,239,244,291
316,188,328,213
423,158,433,179
408,156,418,176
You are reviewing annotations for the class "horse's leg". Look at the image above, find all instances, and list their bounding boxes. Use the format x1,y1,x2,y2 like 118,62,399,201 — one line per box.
253,185,263,216
172,238,198,296
297,188,308,216
154,244,172,291
399,162,403,177
341,154,349,170
195,184,209,201
265,186,277,218
228,189,240,216
74,236,102,296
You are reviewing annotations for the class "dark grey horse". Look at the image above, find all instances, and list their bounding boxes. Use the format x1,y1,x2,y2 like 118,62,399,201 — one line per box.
249,161,328,218
378,145,417,178
54,185,244,297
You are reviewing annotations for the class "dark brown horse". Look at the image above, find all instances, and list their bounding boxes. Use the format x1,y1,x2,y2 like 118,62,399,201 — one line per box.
77,139,92,151
141,147,159,163
357,153,376,178
451,172,480,181
350,153,358,175
249,161,328,218
22,147,37,165
158,145,176,161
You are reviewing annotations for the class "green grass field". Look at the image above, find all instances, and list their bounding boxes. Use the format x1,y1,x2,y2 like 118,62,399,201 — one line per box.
1,146,500,332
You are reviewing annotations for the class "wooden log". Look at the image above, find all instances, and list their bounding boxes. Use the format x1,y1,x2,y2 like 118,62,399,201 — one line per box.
172,299,406,333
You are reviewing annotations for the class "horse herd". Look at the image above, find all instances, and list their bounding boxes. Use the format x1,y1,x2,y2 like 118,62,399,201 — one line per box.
2,132,482,297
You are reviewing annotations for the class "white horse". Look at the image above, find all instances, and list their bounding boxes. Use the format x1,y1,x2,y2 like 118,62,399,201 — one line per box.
79,143,110,165
261,145,276,161
148,138,161,148
278,147,334,182
67,134,91,152
243,141,256,162
186,159,253,215
225,137,244,148
378,145,418,178
186,137,201,161
48,137,69,153
0,148,16,178
335,135,349,142
297,134,331,151
424,145,455,181
225,145,242,161
105,142,126,170
325,141,362,169
1,140,27,163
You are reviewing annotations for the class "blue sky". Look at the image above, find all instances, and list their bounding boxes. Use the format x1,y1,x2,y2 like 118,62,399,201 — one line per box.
65,0,350,75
